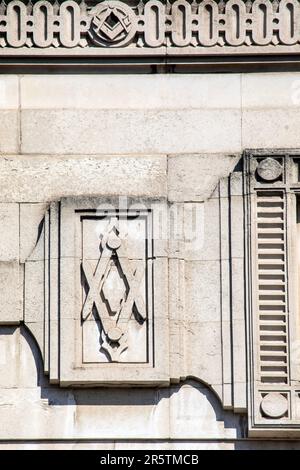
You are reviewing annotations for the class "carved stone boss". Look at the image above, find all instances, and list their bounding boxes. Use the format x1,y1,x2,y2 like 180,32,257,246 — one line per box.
24,197,169,386
245,151,300,436
1,0,300,56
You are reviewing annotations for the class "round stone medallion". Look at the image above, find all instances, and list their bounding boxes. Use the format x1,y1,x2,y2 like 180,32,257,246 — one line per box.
260,393,288,419
107,326,123,342
257,157,282,182
88,1,137,47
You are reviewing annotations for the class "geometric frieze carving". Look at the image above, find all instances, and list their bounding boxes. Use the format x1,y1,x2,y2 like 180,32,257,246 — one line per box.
2,0,300,57
244,151,300,436
24,197,170,386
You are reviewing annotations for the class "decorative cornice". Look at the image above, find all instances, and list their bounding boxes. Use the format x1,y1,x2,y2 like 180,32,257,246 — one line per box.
0,0,300,59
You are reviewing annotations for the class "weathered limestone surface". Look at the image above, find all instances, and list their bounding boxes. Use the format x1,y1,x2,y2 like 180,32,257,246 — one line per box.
168,154,240,203
0,327,240,441
0,155,167,202
1,72,300,448
0,112,19,154
20,75,241,110
242,73,300,148
21,109,241,155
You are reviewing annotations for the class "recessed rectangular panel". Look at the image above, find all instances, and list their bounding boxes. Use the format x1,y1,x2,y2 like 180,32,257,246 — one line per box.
59,198,169,386
80,214,149,364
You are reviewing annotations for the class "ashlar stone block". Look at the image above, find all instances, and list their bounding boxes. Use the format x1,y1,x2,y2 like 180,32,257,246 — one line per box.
0,263,23,324
168,154,240,203
0,155,167,203
0,111,19,154
0,203,19,262
20,74,241,111
0,76,19,110
21,109,241,155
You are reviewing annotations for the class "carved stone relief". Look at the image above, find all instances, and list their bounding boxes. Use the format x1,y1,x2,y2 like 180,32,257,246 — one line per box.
2,151,300,437
88,1,137,47
24,197,170,386
21,190,239,404
81,215,148,363
245,151,300,436
1,0,300,56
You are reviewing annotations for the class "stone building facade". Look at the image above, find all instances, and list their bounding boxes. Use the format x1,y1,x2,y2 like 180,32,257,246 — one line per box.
0,0,300,449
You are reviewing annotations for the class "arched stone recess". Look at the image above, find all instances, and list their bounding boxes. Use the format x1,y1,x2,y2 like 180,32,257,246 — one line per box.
0,325,243,440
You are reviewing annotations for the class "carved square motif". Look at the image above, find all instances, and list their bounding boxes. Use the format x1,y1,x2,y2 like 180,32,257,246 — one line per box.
80,213,150,364
25,197,170,387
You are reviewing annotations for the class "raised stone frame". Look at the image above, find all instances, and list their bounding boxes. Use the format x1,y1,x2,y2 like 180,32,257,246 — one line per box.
244,150,300,437
24,196,171,386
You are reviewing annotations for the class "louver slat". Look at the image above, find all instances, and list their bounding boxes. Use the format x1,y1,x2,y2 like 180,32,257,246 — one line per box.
256,191,289,385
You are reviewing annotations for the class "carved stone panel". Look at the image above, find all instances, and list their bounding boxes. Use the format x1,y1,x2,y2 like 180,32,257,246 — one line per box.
25,197,170,386
1,0,300,58
244,151,300,436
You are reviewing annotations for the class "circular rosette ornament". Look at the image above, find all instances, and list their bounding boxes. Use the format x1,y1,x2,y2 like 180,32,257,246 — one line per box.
88,1,137,47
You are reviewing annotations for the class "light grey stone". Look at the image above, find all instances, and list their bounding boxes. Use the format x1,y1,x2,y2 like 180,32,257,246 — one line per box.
169,382,238,439
242,109,300,149
242,72,300,109
0,263,22,324
168,203,185,259
184,260,221,323
183,200,220,261
0,443,115,450
230,196,245,259
231,258,245,322
183,320,223,389
7,441,234,450
0,328,239,441
0,111,19,154
21,74,241,110
0,327,20,388
72,388,170,440
20,203,48,262
3,66,300,445
0,203,19,262
168,154,240,202
169,258,186,381
229,171,244,197
21,109,242,155
0,155,167,202
0,76,19,110
29,197,171,386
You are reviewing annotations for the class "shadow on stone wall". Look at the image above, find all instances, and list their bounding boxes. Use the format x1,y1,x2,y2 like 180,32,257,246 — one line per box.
0,325,246,440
